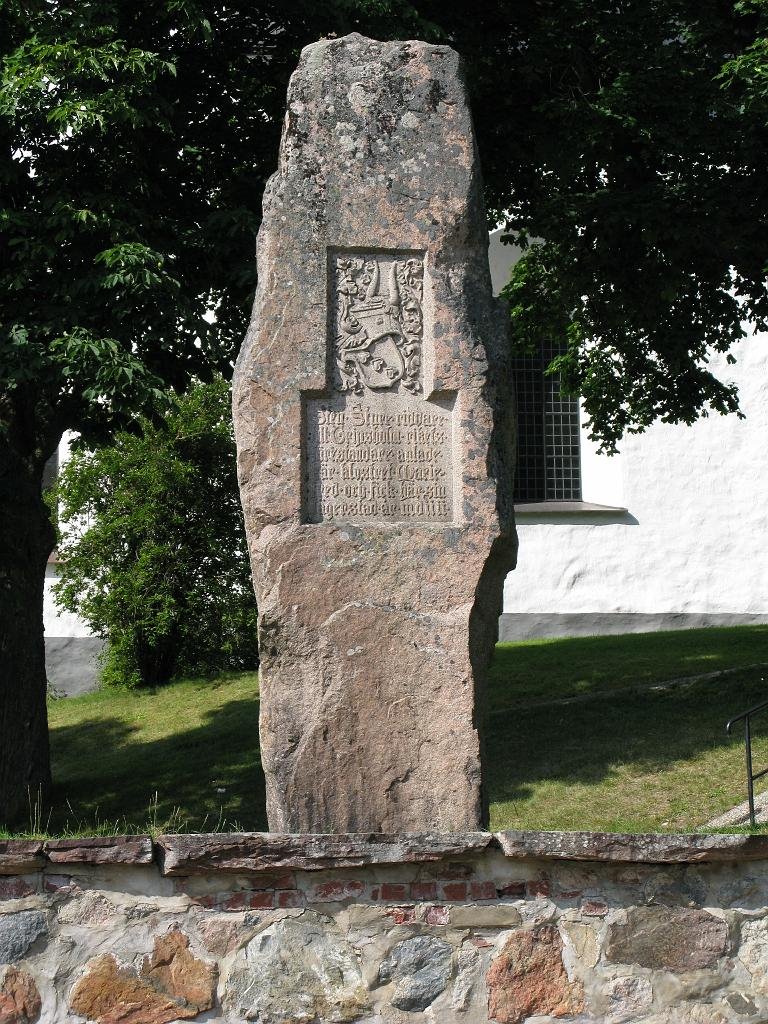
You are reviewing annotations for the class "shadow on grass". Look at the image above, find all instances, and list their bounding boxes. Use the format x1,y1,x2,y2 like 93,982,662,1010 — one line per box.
45,628,768,835
48,697,267,833
489,625,768,710
485,668,768,831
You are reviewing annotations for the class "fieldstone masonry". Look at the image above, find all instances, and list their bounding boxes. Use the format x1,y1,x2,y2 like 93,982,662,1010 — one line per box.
233,33,516,832
2,831,768,1022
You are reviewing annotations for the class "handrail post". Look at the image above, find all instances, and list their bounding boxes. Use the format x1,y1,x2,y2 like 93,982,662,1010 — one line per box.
726,688,768,831
746,715,755,828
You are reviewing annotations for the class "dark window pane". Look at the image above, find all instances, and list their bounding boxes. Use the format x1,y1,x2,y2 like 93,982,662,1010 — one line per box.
511,342,581,502
510,349,546,501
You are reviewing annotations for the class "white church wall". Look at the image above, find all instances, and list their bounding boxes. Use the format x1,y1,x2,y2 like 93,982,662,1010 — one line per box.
44,434,90,638
44,562,92,638
44,434,103,694
489,228,768,637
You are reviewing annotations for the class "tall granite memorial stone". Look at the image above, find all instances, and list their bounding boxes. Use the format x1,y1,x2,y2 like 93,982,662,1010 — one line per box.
233,34,516,833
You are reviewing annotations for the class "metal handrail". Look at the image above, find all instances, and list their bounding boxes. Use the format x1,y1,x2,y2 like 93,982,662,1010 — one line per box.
726,696,768,827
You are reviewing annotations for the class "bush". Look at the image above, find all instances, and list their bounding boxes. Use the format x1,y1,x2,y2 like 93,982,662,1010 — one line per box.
52,377,258,688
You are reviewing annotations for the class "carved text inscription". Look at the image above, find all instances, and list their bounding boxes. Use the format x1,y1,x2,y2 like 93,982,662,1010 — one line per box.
305,393,455,523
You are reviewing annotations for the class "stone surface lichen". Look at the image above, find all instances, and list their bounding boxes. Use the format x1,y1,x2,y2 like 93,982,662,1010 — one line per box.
224,912,369,1022
232,33,516,833
378,934,453,1010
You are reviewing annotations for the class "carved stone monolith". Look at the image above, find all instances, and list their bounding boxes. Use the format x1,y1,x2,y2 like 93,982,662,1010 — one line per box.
233,33,516,833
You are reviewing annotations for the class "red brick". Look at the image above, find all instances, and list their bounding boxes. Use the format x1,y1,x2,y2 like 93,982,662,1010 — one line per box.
388,906,416,924
222,892,247,911
0,878,35,898
498,881,526,898
410,881,438,901
441,882,468,901
471,881,497,902
192,894,216,909
558,889,583,899
219,888,277,911
581,899,608,917
312,881,346,901
527,878,551,898
247,891,275,910
370,886,380,901
43,874,76,894
424,905,450,925
381,883,409,902
277,889,305,909
215,888,280,913
311,880,364,902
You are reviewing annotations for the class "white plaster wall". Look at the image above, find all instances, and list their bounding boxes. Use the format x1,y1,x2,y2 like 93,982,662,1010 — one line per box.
489,228,768,616
44,564,92,637
44,434,93,639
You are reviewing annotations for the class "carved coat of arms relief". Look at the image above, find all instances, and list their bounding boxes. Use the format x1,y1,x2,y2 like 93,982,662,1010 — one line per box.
333,254,423,395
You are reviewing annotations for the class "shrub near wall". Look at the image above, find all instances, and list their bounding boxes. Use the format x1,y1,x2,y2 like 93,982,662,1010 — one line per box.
53,377,258,688
2,831,768,1022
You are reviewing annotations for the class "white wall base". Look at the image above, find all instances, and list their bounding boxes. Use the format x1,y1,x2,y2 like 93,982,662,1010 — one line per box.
46,637,104,696
498,612,768,642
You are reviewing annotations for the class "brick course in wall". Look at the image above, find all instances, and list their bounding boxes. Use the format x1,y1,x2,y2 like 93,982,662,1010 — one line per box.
1,831,768,1022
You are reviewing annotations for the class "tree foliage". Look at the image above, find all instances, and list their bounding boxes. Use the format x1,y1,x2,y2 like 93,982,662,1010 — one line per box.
2,0,767,817
3,0,767,453
451,0,768,449
6,0,768,456
0,0,420,454
52,378,258,688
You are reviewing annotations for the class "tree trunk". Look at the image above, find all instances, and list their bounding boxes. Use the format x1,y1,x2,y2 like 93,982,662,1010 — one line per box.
0,454,54,828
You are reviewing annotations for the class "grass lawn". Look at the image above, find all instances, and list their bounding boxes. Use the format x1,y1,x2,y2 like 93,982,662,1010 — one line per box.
487,626,768,831
488,625,768,709
38,672,264,836
6,625,768,837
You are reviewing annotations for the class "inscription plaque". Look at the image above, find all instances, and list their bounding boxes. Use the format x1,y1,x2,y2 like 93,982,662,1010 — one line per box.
304,249,456,523
305,393,455,523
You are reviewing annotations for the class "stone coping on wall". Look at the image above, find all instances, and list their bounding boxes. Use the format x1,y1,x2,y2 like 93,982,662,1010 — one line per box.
3,830,768,876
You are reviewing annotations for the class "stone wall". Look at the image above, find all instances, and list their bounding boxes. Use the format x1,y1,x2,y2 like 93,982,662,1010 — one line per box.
3,831,768,1023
